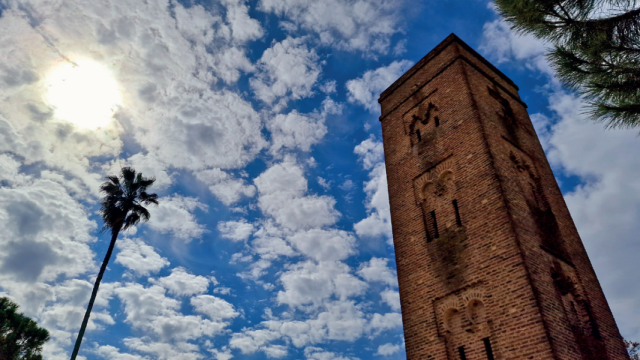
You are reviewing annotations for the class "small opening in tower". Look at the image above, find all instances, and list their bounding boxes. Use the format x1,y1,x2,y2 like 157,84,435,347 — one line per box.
416,129,422,142
435,116,440,127
483,338,495,360
453,199,462,226
458,346,467,360
430,210,439,238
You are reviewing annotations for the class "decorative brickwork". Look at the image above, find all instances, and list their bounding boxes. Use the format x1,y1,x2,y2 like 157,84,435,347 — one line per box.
378,34,629,360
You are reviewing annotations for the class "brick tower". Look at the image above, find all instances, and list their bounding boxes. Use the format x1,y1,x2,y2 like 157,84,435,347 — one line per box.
378,34,629,360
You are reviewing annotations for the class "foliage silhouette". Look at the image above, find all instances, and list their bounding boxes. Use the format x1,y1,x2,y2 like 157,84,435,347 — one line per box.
0,297,49,360
495,0,640,128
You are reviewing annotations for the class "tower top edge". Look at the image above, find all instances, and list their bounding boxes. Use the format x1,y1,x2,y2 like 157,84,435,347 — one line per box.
378,33,519,104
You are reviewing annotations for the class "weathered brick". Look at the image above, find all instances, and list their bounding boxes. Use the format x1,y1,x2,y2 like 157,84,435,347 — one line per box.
379,34,629,360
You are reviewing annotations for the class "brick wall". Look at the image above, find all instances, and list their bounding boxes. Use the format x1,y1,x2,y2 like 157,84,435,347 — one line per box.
379,34,629,360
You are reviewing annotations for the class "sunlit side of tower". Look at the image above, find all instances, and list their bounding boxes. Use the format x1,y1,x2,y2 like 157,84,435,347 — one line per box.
378,34,629,360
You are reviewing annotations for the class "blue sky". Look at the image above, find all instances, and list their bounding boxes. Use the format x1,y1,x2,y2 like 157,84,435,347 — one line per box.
0,0,638,359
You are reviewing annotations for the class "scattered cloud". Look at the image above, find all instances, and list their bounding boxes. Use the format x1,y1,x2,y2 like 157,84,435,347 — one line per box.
250,36,321,105
195,168,256,205
254,158,340,231
116,238,170,277
147,195,208,241
259,0,406,54
353,138,392,243
151,267,210,296
346,60,413,113
218,219,255,242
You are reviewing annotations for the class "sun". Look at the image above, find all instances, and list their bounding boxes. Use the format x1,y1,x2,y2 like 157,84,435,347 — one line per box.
46,59,122,129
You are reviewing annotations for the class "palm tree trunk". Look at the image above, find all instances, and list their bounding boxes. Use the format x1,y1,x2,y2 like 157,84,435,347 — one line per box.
70,225,121,360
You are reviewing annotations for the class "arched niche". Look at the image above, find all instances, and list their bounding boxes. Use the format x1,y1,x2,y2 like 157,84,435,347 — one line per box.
466,299,487,325
444,308,463,333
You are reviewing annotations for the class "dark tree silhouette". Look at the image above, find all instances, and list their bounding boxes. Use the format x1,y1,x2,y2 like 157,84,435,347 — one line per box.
0,297,49,360
627,339,640,360
494,0,640,128
70,167,158,360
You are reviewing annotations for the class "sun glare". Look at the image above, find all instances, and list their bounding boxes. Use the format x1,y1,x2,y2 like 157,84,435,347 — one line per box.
46,60,122,129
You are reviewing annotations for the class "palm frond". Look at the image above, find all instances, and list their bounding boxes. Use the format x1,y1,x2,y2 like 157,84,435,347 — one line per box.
138,177,156,192
121,167,136,188
100,167,158,233
99,182,123,196
131,204,151,222
122,212,141,230
106,175,120,185
139,192,159,205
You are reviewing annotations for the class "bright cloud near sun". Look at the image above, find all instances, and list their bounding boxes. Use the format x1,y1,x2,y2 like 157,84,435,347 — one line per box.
46,59,122,129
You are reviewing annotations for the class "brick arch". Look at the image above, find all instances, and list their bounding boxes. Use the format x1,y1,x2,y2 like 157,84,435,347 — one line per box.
443,308,464,333
413,157,456,204
466,299,487,326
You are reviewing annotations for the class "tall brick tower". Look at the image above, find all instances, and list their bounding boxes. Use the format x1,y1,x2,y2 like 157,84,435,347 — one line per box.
378,34,629,360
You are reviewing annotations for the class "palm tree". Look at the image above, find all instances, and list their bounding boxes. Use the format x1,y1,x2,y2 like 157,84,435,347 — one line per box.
70,167,158,360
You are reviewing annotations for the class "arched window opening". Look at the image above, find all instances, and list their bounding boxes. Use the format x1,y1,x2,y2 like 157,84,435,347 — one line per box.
458,346,467,360
430,210,439,239
453,199,462,226
467,299,486,325
483,338,495,360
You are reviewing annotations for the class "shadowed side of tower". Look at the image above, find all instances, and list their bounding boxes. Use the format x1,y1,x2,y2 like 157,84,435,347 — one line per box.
378,34,629,360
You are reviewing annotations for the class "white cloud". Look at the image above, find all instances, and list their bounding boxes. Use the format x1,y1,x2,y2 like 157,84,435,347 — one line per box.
259,0,405,54
346,60,412,113
116,238,170,277
252,235,296,260
147,195,208,241
268,110,327,155
218,219,255,241
239,301,368,352
250,37,321,104
207,346,234,360
277,261,367,309
319,80,337,94
287,229,357,262
115,283,226,341
0,0,269,183
339,180,354,192
191,295,239,321
103,154,174,191
0,177,96,285
376,342,401,356
0,154,28,185
317,177,332,191
123,338,203,360
38,280,119,332
304,346,354,360
229,328,282,355
354,136,384,170
357,258,398,288
222,0,264,44
212,47,256,84
353,163,392,242
133,89,268,172
479,15,553,77
368,312,403,337
267,97,341,156
151,267,210,297
379,289,401,312
195,168,256,205
94,344,150,360
254,158,340,231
